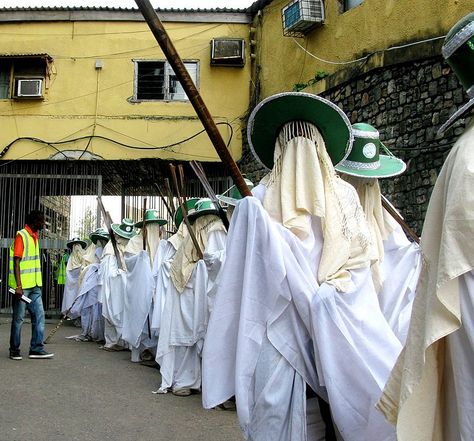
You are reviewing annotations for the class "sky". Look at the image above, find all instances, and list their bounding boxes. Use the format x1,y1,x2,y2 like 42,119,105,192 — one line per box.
1,0,255,8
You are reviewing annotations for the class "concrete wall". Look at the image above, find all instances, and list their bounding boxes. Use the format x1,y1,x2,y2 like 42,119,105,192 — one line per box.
0,13,251,162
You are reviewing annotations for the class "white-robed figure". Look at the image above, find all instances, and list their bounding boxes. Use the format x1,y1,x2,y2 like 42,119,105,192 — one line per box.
122,209,167,362
155,198,226,397
99,218,137,351
378,14,474,441
202,92,403,441
150,201,195,339
335,123,422,344
60,237,87,315
68,228,109,342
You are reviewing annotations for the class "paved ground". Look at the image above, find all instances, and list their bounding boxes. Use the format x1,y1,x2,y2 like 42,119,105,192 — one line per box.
0,316,243,441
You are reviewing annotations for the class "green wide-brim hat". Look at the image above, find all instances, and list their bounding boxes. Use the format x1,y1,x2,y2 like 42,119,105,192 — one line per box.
89,228,110,245
438,12,474,136
187,198,219,223
217,178,254,206
135,209,168,228
174,198,200,229
335,122,406,178
111,218,137,240
67,237,87,250
247,92,353,170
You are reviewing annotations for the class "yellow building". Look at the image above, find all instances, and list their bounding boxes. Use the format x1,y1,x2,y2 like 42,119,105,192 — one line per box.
0,7,252,163
249,0,473,98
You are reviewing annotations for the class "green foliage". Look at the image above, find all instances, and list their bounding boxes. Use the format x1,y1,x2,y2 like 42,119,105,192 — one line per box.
292,71,329,92
75,206,96,240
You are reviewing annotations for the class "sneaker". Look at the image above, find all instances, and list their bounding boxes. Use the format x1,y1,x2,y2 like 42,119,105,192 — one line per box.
9,351,22,360
28,350,54,359
171,388,192,397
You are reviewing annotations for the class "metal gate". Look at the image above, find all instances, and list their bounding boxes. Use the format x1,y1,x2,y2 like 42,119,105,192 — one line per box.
0,173,102,316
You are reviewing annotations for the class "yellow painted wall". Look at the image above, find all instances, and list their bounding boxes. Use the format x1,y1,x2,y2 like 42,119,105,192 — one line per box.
254,0,474,98
0,18,251,162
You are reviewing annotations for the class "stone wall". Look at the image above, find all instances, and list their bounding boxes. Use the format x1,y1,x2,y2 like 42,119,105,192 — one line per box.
239,55,469,235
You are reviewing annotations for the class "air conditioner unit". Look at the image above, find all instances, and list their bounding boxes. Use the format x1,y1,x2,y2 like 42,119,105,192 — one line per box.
15,78,43,98
211,39,245,67
282,0,325,37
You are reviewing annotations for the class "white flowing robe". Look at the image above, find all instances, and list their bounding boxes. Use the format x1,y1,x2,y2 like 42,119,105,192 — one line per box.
155,226,226,392
61,244,85,314
202,195,401,441
377,121,474,441
378,220,422,344
99,239,128,348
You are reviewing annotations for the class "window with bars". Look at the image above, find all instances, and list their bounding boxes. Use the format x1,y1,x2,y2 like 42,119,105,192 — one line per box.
134,60,198,101
344,0,364,11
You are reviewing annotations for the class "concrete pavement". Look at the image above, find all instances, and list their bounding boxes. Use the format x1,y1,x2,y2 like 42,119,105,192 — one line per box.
0,316,243,441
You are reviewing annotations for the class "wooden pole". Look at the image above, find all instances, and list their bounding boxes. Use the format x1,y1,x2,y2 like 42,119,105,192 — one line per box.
134,0,251,199
381,195,420,244
97,196,124,270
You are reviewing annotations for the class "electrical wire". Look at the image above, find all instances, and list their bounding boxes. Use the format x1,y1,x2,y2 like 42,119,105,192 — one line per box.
0,122,234,158
292,35,446,66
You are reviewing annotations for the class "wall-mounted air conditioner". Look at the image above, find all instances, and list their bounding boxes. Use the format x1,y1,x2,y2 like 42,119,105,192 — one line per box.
282,0,325,37
210,39,245,67
14,78,44,98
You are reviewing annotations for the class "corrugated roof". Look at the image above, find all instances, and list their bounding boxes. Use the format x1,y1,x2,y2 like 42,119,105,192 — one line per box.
0,6,248,13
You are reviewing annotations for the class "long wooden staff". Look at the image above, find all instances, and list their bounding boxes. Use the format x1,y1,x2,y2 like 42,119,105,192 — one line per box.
135,0,251,199
381,195,420,244
189,160,229,230
153,182,174,220
97,196,124,270
169,164,203,259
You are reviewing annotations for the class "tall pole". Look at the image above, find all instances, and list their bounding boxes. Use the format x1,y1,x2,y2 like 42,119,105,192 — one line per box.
134,0,252,198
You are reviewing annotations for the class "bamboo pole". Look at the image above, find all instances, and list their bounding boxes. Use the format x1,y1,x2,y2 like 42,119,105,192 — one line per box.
134,0,251,198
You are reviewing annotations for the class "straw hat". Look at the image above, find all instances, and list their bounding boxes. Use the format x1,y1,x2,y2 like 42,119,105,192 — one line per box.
89,227,110,245
187,198,219,223
335,123,406,178
134,209,168,228
438,12,474,135
111,218,137,240
247,91,353,170
217,178,254,206
174,198,200,229
66,237,87,250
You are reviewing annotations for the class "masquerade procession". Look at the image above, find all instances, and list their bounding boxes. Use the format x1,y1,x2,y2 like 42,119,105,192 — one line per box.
0,1,473,440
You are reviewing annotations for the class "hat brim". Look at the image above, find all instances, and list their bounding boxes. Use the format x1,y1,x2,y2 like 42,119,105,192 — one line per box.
335,154,407,179
216,194,241,206
90,234,109,244
247,92,353,170
134,219,167,228
67,240,87,249
437,97,474,136
174,197,200,229
111,224,136,239
187,209,220,223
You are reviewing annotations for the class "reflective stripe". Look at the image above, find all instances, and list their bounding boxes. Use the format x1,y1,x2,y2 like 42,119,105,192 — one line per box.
20,268,42,274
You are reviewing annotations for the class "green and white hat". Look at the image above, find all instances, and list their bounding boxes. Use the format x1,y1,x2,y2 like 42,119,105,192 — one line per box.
174,197,200,229
89,228,109,245
135,209,167,228
67,237,87,250
187,198,219,223
438,12,474,135
217,178,254,206
335,123,406,178
247,92,353,170
111,218,137,240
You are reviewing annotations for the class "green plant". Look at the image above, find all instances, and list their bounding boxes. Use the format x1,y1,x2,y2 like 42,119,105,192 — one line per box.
292,70,329,92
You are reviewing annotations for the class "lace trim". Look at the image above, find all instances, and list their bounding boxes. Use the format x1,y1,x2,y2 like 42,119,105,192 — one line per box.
352,128,379,139
339,159,380,170
442,21,474,59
